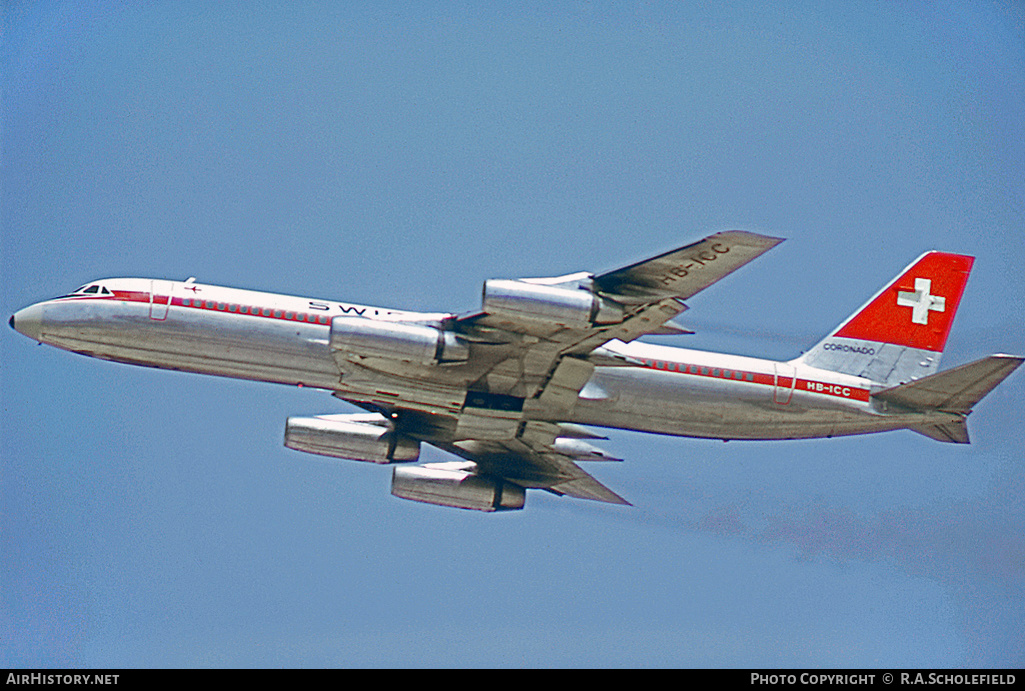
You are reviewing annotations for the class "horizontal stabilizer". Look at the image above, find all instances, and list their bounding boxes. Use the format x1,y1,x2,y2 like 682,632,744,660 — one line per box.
875,354,1023,413
909,420,971,444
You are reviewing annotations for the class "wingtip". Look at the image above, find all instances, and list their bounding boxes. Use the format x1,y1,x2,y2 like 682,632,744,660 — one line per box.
716,230,786,248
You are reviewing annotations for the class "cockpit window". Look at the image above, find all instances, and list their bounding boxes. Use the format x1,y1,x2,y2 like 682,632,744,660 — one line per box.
67,284,113,297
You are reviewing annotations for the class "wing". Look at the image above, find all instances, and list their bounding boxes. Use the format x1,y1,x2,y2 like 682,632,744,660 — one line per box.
450,230,783,401
328,231,783,510
437,421,631,505
594,230,785,302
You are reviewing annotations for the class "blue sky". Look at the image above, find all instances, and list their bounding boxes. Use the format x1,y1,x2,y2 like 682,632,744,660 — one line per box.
3,1,1023,667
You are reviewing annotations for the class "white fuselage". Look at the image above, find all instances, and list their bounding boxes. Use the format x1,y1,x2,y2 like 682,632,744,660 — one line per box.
12,278,938,442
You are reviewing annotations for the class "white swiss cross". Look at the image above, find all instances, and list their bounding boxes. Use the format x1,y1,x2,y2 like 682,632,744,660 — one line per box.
896,277,945,325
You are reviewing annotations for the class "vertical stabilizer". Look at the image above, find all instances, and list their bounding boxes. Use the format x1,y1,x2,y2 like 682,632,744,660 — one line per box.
798,252,974,386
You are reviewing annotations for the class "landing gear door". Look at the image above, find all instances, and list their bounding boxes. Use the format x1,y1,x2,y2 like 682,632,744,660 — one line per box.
150,280,172,321
774,362,796,405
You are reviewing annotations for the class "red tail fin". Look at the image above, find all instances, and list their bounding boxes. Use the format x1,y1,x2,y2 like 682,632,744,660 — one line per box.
833,252,973,352
799,252,974,385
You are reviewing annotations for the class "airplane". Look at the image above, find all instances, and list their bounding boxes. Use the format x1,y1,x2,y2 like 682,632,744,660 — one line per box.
10,231,1022,512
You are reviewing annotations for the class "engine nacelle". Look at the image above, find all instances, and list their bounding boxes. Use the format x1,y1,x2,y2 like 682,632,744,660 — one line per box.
391,463,525,512
330,317,469,366
285,414,420,464
482,279,623,327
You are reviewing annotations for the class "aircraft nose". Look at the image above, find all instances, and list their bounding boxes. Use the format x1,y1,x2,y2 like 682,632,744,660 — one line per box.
10,303,45,341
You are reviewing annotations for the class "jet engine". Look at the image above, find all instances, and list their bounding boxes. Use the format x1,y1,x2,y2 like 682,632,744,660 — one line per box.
285,413,420,464
330,317,469,366
391,462,525,512
482,279,623,327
